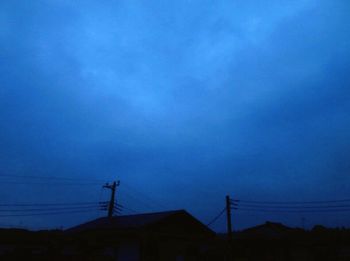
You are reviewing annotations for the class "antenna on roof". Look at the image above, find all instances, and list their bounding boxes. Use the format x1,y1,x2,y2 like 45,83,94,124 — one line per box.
103,181,120,218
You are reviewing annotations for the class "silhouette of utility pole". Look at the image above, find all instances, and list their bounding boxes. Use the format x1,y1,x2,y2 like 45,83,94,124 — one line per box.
226,195,233,260
301,217,306,230
226,195,233,241
103,181,120,218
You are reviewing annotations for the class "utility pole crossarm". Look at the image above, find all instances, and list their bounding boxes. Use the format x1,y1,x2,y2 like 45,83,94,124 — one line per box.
103,180,120,218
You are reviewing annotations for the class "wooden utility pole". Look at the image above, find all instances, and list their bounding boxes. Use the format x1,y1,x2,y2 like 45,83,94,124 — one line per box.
226,195,232,241
226,195,233,260
103,181,120,218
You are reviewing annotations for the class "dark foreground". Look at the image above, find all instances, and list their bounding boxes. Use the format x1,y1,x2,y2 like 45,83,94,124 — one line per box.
1,224,350,260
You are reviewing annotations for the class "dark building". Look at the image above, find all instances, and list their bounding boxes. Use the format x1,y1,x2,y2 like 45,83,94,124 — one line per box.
66,210,216,260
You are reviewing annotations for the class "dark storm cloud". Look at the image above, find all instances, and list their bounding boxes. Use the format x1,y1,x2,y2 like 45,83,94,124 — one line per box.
1,0,350,229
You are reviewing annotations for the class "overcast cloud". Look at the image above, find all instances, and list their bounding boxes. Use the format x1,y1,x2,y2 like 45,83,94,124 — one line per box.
0,0,350,230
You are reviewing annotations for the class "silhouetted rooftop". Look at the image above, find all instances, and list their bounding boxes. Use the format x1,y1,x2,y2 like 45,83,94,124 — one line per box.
67,209,214,236
237,221,305,239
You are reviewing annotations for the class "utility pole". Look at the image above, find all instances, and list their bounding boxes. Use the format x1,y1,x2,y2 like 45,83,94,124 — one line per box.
103,180,120,218
226,195,233,241
226,195,233,260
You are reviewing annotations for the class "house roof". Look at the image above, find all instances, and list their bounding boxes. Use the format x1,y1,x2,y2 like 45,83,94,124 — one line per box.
66,210,214,237
239,221,295,239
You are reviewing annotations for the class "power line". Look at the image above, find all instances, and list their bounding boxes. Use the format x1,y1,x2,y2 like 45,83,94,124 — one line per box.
121,206,139,214
231,197,350,213
121,183,167,211
207,207,226,227
234,207,350,213
0,174,107,183
123,182,168,209
233,203,350,209
0,182,101,186
0,175,166,214
233,198,350,205
0,209,98,217
0,201,107,207
0,206,102,212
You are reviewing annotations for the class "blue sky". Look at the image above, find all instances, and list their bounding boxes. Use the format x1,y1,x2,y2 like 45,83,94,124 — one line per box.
0,0,350,231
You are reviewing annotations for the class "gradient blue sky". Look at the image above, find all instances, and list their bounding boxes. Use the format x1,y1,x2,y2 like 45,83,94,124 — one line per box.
1,0,350,231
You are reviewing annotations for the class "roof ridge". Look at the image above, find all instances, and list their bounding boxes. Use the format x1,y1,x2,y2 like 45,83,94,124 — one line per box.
65,209,188,232
116,209,185,218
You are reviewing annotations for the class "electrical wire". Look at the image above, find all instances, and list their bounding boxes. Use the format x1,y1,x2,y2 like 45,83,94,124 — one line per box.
232,203,350,209
234,207,350,213
0,182,101,186
233,198,350,205
0,201,107,207
121,206,139,214
230,197,350,213
0,209,98,217
122,182,168,210
231,197,350,213
0,174,107,183
207,208,226,227
0,206,102,212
